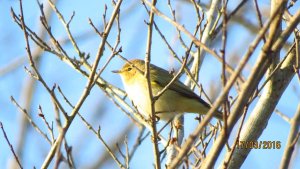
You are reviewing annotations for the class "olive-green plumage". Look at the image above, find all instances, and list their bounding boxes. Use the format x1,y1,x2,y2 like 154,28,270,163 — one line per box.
113,59,222,121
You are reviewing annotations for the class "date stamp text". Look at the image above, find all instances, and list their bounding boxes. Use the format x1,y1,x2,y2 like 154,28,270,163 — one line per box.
236,140,281,149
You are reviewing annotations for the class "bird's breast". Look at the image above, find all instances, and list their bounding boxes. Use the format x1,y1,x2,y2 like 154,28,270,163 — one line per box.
123,80,151,116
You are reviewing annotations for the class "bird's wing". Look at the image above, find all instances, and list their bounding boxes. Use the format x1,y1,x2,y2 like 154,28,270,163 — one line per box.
150,64,211,108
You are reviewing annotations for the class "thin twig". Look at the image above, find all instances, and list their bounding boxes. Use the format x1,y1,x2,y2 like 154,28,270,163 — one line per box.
143,0,161,168
143,0,221,59
41,0,124,167
222,105,249,168
170,2,290,167
0,122,23,169
10,96,51,143
220,0,230,149
97,127,126,169
203,2,294,168
38,105,55,143
129,126,145,160
253,0,266,43
275,109,291,123
280,104,300,169
153,58,187,100
47,0,82,57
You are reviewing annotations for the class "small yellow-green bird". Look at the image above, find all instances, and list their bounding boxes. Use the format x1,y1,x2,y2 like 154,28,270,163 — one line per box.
113,59,222,121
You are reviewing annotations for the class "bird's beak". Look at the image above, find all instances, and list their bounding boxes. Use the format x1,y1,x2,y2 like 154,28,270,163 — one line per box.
112,70,121,74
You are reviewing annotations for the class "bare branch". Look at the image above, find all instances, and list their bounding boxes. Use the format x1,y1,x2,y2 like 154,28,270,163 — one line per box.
280,104,300,169
41,0,124,167
0,122,23,169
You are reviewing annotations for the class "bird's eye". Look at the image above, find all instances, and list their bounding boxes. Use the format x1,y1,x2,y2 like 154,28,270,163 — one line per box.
127,67,132,71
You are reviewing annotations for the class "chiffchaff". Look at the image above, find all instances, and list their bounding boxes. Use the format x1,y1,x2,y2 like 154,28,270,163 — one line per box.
113,59,222,121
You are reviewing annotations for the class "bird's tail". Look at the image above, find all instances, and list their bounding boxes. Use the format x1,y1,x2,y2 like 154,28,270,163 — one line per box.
213,109,223,120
